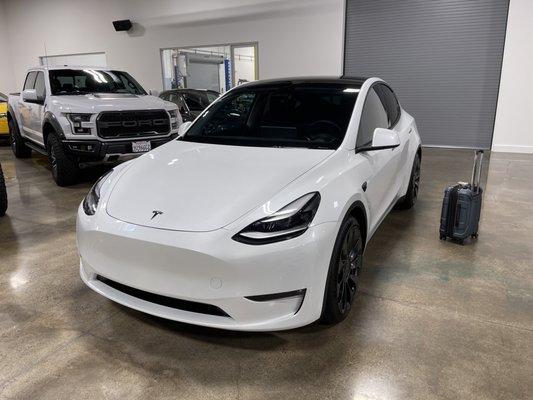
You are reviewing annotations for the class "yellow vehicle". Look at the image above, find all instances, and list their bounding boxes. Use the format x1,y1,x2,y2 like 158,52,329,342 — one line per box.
0,92,9,139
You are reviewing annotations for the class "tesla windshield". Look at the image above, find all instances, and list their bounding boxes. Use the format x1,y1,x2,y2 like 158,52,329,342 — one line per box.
49,69,147,96
181,83,359,149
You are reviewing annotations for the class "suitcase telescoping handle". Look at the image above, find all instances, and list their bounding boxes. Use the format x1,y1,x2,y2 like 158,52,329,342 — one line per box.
470,150,484,193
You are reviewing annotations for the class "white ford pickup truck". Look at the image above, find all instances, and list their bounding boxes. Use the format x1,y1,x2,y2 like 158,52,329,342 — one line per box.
7,66,182,186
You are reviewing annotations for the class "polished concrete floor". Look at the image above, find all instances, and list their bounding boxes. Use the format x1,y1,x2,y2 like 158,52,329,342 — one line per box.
0,146,532,400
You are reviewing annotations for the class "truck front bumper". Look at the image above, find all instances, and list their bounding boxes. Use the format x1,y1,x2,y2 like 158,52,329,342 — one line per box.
62,134,178,165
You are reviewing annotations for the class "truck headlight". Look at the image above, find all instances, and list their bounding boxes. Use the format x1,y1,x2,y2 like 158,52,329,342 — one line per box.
83,169,113,215
67,113,93,134
233,192,321,245
168,109,180,129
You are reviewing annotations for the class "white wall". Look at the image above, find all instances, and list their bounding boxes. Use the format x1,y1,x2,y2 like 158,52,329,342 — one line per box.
1,0,344,93
492,0,533,154
0,1,15,94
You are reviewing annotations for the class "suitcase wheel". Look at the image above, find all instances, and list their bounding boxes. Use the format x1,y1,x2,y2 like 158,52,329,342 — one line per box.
439,234,446,240
471,232,478,239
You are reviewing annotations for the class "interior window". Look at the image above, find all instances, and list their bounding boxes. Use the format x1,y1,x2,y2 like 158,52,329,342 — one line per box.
375,84,400,127
34,72,46,100
23,72,37,90
357,87,389,148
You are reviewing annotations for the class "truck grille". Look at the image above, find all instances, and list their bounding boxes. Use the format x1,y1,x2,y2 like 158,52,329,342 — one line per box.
96,110,170,138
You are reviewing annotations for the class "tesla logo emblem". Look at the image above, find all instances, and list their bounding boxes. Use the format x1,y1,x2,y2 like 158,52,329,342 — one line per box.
151,210,163,220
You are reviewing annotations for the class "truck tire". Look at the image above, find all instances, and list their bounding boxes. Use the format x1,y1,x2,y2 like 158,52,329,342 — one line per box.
9,118,32,158
0,164,7,217
46,134,79,186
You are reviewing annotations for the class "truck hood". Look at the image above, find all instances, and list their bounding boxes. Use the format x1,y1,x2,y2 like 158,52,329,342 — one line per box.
50,93,173,113
106,140,333,232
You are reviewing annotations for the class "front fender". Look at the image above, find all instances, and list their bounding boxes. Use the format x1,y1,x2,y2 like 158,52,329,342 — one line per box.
43,111,65,139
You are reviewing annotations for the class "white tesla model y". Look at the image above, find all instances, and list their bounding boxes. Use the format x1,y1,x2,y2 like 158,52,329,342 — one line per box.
77,77,421,331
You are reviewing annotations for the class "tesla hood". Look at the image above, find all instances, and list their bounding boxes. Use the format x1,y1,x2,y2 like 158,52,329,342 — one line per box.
106,140,333,232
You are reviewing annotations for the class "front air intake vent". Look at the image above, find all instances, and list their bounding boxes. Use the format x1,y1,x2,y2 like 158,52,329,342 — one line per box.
96,275,230,318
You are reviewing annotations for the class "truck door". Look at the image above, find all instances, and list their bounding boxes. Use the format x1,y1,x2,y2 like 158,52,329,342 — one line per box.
19,72,37,136
28,71,47,146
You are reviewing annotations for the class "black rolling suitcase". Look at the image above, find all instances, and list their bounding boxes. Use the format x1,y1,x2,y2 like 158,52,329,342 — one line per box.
439,150,484,244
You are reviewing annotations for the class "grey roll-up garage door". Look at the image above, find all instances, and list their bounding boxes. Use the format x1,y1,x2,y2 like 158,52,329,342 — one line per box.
344,0,509,149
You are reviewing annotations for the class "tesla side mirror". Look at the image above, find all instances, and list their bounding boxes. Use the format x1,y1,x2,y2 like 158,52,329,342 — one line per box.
22,89,38,102
356,128,400,153
149,89,160,97
178,121,192,136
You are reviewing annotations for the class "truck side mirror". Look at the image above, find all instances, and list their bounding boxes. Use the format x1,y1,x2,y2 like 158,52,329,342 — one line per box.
22,89,38,102
149,89,160,97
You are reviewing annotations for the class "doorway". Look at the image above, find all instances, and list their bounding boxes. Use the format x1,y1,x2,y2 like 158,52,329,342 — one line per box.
161,43,258,94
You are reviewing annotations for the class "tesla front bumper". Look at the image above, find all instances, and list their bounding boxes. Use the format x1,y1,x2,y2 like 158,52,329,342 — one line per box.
77,206,338,331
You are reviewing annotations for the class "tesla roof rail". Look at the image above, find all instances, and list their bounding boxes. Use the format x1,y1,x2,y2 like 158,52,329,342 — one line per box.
233,76,367,89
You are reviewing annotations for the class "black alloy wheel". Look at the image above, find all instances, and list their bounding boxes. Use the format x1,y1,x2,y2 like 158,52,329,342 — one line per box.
322,216,363,324
336,223,362,314
411,155,421,201
397,154,421,210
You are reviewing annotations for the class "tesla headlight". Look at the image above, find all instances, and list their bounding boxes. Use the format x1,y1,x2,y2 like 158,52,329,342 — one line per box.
233,192,321,245
83,169,114,215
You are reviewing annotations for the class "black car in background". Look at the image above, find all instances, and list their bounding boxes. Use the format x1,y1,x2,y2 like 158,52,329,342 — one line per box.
159,89,219,122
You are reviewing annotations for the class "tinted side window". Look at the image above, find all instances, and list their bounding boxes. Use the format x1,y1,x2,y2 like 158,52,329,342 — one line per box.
375,84,400,127
168,93,186,110
34,72,46,100
357,87,388,148
23,72,37,90
183,93,207,111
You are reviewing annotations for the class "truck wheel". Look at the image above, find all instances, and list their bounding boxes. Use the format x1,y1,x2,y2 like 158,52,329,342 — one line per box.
9,118,32,158
46,134,79,186
0,164,7,217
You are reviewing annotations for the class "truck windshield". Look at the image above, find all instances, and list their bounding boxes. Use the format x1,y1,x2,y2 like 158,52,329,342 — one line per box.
181,83,358,150
49,69,147,96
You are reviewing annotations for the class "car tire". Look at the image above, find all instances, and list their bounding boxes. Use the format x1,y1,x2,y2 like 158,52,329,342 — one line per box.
0,164,7,216
9,118,32,158
396,154,421,210
322,215,363,324
46,134,79,186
